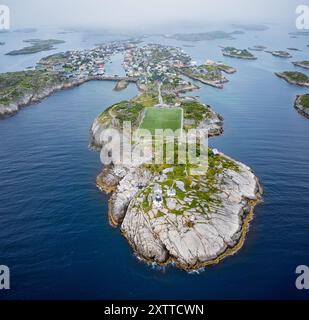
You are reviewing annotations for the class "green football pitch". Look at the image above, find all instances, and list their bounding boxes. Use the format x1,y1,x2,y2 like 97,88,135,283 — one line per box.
139,107,183,135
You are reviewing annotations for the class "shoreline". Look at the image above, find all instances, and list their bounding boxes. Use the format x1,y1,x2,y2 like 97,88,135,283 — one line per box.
0,75,138,119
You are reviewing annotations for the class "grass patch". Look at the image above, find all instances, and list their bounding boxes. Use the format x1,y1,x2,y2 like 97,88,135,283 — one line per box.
140,107,182,135
282,71,309,83
300,95,309,108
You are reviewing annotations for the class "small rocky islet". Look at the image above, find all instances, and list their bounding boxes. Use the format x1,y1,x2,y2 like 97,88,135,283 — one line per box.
266,50,292,58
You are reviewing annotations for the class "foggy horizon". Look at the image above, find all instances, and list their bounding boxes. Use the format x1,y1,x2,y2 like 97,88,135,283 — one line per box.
2,0,302,32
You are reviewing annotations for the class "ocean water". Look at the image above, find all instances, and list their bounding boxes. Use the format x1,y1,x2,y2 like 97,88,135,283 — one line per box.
0,25,309,300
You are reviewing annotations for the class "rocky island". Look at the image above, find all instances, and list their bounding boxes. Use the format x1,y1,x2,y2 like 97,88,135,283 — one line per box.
222,47,257,60
275,71,309,87
294,94,309,119
90,44,262,271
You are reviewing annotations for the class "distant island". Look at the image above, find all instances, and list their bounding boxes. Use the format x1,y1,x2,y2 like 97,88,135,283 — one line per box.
248,45,267,51
222,47,257,60
266,50,292,58
289,31,309,37
0,42,5,46
231,24,269,31
275,71,309,87
167,31,239,42
57,31,76,35
294,94,309,119
6,39,65,55
287,47,301,51
292,61,309,69
182,44,195,48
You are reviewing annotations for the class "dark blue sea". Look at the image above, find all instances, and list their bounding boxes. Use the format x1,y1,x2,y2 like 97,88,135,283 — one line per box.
0,25,309,299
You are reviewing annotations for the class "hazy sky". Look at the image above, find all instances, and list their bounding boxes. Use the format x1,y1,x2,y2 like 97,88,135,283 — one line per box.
3,0,302,31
